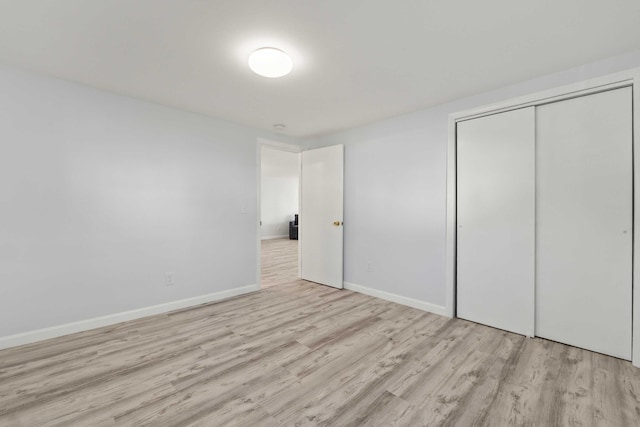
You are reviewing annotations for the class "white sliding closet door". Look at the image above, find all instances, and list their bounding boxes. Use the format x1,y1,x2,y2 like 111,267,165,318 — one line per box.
536,87,633,360
457,107,535,336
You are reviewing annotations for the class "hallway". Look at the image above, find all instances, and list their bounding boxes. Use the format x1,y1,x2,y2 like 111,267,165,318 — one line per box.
261,238,298,288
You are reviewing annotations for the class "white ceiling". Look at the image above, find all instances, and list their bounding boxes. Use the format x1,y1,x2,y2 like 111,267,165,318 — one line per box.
1,1,639,137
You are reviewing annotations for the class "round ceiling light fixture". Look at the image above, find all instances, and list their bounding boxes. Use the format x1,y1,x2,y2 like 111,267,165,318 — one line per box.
248,47,293,78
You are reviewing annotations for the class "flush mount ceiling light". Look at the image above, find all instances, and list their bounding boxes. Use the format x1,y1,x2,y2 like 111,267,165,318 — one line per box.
248,47,293,78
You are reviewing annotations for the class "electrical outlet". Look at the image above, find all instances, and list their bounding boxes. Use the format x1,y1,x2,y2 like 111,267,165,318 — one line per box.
366,261,373,272
165,272,176,286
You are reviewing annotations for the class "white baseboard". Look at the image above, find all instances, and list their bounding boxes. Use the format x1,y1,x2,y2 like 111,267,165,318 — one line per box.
261,235,289,240
0,284,259,351
343,282,449,317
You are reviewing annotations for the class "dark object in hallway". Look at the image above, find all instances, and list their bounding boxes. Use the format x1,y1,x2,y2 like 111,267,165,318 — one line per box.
289,214,298,240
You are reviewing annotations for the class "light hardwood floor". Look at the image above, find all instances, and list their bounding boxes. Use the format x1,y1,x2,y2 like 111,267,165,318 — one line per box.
1,238,639,426
261,238,298,289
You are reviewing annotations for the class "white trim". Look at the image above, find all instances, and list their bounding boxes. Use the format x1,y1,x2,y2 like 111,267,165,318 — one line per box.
445,115,457,319
261,234,289,240
344,282,448,317
446,67,640,366
633,69,640,368
0,284,259,350
451,70,635,123
257,138,301,153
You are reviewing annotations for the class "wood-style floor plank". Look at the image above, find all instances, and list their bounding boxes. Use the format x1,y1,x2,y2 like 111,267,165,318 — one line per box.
1,238,639,426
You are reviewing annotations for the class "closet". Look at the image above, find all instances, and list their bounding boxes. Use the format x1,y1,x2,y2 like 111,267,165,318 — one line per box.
456,86,633,360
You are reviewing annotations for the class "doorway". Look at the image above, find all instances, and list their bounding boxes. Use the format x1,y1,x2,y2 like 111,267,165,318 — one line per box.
258,141,301,288
257,139,345,290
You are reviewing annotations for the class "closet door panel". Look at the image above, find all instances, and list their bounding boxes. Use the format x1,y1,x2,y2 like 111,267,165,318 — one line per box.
536,87,633,359
457,107,535,336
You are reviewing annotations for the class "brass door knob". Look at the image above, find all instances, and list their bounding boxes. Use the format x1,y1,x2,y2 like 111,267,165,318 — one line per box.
333,221,342,226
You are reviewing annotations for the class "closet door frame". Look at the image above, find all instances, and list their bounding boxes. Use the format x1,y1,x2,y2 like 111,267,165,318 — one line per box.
445,68,640,366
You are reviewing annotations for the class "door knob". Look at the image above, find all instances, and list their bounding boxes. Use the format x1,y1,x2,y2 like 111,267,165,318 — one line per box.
333,221,342,226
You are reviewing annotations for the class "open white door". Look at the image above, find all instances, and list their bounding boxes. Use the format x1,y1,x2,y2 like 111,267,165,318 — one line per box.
300,145,344,288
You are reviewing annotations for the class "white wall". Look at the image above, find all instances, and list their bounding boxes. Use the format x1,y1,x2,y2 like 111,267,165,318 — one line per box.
301,50,640,311
261,177,298,239
0,64,296,338
4,49,640,340
260,147,299,239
